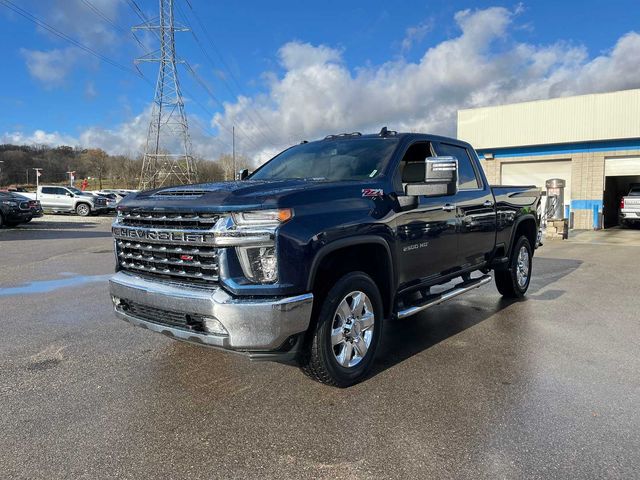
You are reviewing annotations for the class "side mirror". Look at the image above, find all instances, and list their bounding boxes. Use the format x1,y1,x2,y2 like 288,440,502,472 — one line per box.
236,169,249,181
66,192,74,197
404,156,458,197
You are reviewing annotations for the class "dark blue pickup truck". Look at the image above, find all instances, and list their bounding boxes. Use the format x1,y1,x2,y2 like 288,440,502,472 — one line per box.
109,128,541,386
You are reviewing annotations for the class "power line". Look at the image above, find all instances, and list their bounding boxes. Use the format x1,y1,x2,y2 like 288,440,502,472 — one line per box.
176,1,284,143
79,0,146,49
0,0,142,79
183,62,265,152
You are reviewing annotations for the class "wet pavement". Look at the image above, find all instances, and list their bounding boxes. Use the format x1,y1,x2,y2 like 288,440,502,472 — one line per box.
1,218,639,479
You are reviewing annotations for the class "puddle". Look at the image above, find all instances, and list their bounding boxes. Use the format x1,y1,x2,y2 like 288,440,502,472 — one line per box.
0,273,112,296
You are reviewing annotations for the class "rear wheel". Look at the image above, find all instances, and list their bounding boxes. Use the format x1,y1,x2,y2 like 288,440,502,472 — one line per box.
76,203,90,216
495,236,533,298
300,272,383,387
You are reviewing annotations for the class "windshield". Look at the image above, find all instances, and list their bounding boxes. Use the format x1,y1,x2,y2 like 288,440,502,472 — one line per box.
629,187,640,196
68,187,83,194
250,138,399,181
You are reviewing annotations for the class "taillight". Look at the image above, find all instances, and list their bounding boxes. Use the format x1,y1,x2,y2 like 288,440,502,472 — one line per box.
620,198,625,209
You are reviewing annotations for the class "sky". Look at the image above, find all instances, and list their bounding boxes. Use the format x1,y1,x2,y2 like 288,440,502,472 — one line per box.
1,0,640,165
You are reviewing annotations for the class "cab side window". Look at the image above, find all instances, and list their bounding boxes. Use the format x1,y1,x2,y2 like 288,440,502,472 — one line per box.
436,143,480,190
41,187,55,195
398,142,433,186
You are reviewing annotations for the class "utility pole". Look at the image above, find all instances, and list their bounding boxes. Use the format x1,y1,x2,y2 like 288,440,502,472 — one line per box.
134,0,196,191
232,125,236,180
66,171,76,187
26,168,29,186
33,168,42,200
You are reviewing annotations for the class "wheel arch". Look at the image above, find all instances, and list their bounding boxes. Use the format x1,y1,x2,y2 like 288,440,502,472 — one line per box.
509,214,537,257
307,236,395,318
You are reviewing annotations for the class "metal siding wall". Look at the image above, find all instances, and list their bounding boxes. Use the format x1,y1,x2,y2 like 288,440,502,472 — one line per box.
458,89,640,150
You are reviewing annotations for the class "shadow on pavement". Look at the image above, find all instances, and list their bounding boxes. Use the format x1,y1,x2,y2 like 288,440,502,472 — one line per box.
369,256,583,380
0,220,113,240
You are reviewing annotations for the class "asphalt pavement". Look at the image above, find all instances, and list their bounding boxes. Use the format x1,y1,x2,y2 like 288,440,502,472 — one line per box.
1,216,639,479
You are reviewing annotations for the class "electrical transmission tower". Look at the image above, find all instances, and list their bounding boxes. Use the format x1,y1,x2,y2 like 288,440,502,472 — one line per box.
133,0,197,190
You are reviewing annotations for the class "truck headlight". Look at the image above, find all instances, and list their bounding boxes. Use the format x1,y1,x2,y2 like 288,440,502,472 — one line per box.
236,245,278,283
232,208,292,227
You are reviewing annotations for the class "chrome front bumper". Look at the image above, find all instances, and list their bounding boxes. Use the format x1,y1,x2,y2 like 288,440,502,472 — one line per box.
109,271,313,354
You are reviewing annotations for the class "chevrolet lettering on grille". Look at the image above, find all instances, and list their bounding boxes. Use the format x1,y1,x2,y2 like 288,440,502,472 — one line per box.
112,226,216,245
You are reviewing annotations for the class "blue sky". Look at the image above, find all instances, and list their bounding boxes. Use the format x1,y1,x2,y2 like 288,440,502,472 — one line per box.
1,0,639,160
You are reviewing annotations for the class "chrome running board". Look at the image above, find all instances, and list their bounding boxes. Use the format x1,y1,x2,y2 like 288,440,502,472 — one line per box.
396,275,492,319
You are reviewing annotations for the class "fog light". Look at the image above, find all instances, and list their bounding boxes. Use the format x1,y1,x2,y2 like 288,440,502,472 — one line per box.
203,317,228,335
112,296,121,306
236,245,278,283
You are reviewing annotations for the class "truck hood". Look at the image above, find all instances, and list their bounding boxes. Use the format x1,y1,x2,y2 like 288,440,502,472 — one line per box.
120,179,385,212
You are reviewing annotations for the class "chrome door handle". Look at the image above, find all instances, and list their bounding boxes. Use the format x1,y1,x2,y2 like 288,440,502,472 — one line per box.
442,204,456,212
483,200,494,207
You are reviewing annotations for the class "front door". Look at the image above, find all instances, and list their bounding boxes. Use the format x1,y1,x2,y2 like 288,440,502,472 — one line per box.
395,194,459,288
394,140,460,288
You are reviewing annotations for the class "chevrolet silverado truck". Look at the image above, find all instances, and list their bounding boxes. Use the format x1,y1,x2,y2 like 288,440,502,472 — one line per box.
109,129,541,387
620,185,640,227
22,186,109,216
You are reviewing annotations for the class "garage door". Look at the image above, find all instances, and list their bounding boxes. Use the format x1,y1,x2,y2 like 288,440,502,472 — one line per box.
605,157,640,176
501,160,572,209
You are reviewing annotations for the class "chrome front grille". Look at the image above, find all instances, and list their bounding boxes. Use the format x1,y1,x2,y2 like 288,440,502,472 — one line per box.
119,211,220,230
116,239,219,283
114,210,224,284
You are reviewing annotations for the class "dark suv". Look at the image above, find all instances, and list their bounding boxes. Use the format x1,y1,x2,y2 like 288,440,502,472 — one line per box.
0,191,43,227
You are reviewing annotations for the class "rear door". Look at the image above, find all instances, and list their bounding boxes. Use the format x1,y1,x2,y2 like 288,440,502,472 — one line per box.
434,142,496,269
39,187,61,209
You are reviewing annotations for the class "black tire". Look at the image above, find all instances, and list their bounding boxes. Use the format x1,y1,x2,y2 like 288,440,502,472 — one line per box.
0,213,3,228
495,236,533,298
300,272,384,387
76,203,91,216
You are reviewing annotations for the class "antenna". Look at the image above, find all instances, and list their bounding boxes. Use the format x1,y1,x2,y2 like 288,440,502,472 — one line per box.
134,0,197,190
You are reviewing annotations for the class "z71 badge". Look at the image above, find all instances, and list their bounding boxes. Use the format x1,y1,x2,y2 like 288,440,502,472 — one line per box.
362,188,384,197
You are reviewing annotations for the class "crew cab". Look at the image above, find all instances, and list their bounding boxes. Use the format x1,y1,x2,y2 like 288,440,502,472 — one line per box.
620,186,640,227
109,129,541,387
22,186,109,216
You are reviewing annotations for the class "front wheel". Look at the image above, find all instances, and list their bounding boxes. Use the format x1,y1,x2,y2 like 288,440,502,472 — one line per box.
300,272,383,387
495,236,533,298
76,203,90,216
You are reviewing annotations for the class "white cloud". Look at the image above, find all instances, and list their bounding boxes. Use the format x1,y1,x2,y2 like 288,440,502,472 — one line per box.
20,0,129,85
210,6,640,164
1,129,78,146
20,47,82,85
401,20,433,52
6,6,640,167
1,106,228,161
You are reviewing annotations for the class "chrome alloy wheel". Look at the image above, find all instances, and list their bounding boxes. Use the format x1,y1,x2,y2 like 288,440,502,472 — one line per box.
516,245,530,288
331,291,375,368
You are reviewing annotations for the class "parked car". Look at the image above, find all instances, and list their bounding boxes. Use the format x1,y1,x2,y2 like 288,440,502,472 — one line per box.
620,186,640,227
0,191,41,227
100,188,138,197
109,128,541,386
21,186,109,216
